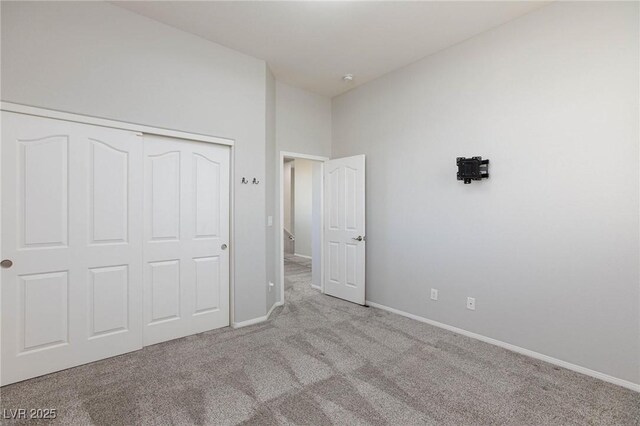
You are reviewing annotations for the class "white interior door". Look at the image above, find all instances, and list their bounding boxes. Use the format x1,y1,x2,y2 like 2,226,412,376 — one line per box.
143,135,230,346
323,155,366,305
1,112,143,385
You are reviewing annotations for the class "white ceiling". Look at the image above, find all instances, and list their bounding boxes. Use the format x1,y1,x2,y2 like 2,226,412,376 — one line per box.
114,1,549,97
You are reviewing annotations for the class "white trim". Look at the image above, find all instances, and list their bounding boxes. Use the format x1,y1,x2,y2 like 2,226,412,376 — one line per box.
229,146,236,328
1,102,234,146
0,101,3,386
310,284,322,291
278,151,329,305
267,300,283,318
232,301,283,329
366,301,640,393
293,253,312,260
282,151,329,162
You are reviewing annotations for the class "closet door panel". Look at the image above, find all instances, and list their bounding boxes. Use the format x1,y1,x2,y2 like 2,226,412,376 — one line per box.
1,112,143,385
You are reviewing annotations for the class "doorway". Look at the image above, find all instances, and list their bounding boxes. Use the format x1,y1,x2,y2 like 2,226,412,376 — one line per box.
278,152,327,305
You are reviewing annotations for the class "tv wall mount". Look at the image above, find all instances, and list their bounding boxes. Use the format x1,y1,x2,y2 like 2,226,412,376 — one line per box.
457,156,489,184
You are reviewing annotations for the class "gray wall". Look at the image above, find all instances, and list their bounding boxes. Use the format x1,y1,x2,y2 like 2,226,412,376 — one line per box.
283,161,295,234
311,161,322,287
294,159,314,258
1,1,268,323
332,1,639,384
265,68,277,312
275,82,332,158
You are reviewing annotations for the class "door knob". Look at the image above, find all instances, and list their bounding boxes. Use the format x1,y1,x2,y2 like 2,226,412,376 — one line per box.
1,259,13,268
352,236,364,242
221,244,228,250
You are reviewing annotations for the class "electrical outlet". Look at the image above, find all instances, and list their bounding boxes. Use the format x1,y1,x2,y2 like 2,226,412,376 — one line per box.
430,288,438,301
466,297,476,310
267,216,273,227
268,281,274,292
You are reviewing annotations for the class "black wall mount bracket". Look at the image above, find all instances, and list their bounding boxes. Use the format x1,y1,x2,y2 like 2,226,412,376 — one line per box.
457,156,489,184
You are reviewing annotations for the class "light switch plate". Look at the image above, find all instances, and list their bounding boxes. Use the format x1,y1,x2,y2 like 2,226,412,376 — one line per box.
267,216,273,227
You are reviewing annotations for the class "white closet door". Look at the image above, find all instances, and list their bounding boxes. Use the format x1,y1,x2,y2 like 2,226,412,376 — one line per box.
143,135,230,346
1,112,143,385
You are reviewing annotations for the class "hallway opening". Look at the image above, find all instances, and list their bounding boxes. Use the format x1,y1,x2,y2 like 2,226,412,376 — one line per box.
279,152,327,305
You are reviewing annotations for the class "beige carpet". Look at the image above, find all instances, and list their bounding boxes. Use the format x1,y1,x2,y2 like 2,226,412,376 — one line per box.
1,255,638,425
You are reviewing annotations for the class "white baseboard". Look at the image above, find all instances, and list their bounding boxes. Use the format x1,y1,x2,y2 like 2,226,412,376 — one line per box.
232,301,283,329
293,253,312,259
267,300,284,317
310,284,322,291
366,300,640,393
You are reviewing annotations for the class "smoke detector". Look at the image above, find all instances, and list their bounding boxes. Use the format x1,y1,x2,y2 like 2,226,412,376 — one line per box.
342,74,354,82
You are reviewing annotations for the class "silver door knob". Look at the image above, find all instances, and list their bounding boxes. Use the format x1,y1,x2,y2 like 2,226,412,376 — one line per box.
352,236,364,242
0,259,13,268
221,244,228,250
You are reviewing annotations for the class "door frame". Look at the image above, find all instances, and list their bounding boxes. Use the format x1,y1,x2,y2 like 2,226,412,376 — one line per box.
278,151,329,304
0,102,237,335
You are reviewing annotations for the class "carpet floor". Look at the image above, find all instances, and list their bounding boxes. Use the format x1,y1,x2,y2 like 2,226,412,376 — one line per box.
1,255,638,425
